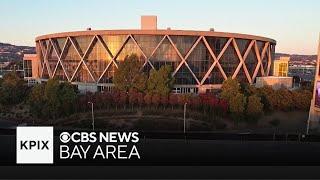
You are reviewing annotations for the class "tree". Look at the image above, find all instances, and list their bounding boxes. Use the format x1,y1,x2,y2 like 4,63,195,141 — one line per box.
246,95,264,119
189,95,201,110
113,54,147,93
28,79,77,121
169,94,178,109
151,93,161,107
128,88,139,106
28,84,46,118
59,82,77,116
229,92,246,121
257,85,275,111
44,78,61,120
119,91,128,109
147,65,174,96
0,72,26,105
137,92,144,107
144,93,152,106
160,95,169,108
221,77,241,103
292,90,312,110
275,88,294,111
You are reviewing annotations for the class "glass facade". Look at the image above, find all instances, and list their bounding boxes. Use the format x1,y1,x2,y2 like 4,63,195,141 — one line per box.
85,38,112,80
150,38,180,70
24,60,32,78
37,33,275,88
186,41,213,81
170,35,197,57
219,43,240,77
61,40,81,79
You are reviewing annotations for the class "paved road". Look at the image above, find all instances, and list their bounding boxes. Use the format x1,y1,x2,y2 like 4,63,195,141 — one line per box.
0,120,17,129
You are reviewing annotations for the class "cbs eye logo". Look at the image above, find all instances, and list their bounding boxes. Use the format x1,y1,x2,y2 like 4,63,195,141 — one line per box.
59,132,71,143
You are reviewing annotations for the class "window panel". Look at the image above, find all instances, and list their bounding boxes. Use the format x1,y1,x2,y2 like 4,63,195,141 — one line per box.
206,37,228,56
219,43,240,77
116,38,146,63
236,67,249,83
133,35,163,58
47,44,59,75
52,38,67,56
244,48,258,77
74,36,93,56
150,38,180,70
170,35,197,57
85,39,112,80
61,40,82,79
102,35,127,57
236,39,251,56
99,63,116,83
186,41,213,81
174,65,197,85
73,64,95,83
204,66,225,84
54,63,68,81
256,41,265,55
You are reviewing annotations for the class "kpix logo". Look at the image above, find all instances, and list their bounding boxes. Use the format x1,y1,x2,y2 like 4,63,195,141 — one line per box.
16,126,53,164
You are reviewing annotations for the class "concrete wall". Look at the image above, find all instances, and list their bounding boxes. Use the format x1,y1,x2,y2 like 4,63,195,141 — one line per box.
255,76,293,89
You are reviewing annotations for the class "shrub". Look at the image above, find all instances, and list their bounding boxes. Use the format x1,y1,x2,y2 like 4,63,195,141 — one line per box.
246,95,264,119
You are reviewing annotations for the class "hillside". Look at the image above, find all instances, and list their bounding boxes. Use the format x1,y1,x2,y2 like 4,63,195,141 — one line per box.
276,53,317,66
0,42,35,62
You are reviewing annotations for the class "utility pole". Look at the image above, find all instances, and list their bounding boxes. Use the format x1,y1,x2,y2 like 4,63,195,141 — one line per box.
88,102,95,130
184,103,187,133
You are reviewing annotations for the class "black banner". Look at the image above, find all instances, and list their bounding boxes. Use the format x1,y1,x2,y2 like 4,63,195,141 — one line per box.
1,128,320,166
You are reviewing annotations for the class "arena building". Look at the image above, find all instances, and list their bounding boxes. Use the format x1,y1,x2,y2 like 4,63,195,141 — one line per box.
25,16,276,93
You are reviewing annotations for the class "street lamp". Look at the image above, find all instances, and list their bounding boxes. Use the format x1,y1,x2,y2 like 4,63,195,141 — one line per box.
88,101,95,130
184,103,187,133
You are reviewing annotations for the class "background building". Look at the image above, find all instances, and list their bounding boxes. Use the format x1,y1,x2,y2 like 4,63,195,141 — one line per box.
274,56,289,77
255,56,293,90
25,16,276,93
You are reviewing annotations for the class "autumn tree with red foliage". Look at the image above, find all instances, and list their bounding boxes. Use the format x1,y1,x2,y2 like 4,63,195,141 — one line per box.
152,94,161,107
144,93,152,106
169,94,179,109
160,95,169,108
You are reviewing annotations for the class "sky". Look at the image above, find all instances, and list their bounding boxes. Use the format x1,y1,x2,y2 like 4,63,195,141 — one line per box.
0,0,319,55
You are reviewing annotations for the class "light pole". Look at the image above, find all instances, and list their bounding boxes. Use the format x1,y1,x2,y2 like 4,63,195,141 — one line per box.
88,102,95,130
184,103,187,133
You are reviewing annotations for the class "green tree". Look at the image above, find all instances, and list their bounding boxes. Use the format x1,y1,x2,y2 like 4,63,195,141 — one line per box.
246,95,264,119
229,92,246,121
221,77,241,103
113,54,147,93
147,65,174,96
0,72,26,105
292,90,312,110
28,84,46,118
28,79,77,121
59,82,77,116
44,78,61,120
276,88,294,111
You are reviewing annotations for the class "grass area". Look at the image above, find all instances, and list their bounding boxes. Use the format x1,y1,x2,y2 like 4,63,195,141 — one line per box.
0,103,309,134
49,108,309,133
53,108,214,131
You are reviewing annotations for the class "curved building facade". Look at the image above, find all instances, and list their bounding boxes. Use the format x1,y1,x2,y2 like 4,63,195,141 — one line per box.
33,19,276,93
